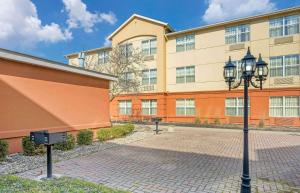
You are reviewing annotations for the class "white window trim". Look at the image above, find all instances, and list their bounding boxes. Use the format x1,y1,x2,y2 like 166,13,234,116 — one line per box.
119,100,132,115
141,38,157,56
176,99,195,116
142,100,157,115
269,96,300,117
225,24,250,44
176,34,195,52
176,66,195,83
269,15,300,37
98,51,109,64
270,55,300,77
225,97,250,117
142,69,157,85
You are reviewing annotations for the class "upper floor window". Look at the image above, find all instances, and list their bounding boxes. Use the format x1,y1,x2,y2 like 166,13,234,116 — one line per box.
270,96,300,117
120,43,133,58
176,99,195,116
142,38,157,56
225,24,250,44
231,60,242,80
176,66,195,83
176,34,195,52
270,54,300,77
98,51,109,65
142,69,157,85
142,99,157,115
225,97,250,116
123,72,134,83
78,52,85,67
270,15,300,37
119,100,132,115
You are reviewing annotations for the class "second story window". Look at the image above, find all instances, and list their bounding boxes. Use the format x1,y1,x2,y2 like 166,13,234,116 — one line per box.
120,43,133,58
123,72,134,83
98,51,109,65
176,34,195,52
225,24,250,44
141,38,157,56
270,15,300,37
176,66,195,83
142,69,157,85
78,52,85,67
231,60,242,80
270,54,300,77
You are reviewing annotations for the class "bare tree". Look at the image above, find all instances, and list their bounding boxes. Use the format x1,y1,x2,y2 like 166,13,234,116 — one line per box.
95,46,144,101
70,46,144,101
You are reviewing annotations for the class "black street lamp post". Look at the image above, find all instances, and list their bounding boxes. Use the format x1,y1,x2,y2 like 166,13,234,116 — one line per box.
223,47,268,193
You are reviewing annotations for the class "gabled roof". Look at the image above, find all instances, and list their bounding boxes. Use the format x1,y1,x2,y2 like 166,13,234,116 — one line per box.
0,48,117,81
166,5,300,37
108,14,174,40
65,46,112,57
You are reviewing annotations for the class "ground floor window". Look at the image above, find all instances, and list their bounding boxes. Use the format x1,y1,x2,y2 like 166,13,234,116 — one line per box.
142,99,157,115
176,99,195,116
225,97,250,116
119,100,132,115
270,96,300,117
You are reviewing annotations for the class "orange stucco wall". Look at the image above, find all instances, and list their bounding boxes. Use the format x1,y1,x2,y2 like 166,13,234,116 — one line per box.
110,88,300,127
0,58,111,153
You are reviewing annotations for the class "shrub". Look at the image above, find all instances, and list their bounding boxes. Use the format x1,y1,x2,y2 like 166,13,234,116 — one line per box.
0,140,8,162
258,120,265,128
203,119,209,125
214,118,221,125
22,137,46,156
97,124,134,142
54,134,75,151
194,117,201,125
77,130,93,145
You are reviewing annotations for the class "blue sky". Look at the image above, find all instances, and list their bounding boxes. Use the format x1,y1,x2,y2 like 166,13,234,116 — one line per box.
0,0,299,63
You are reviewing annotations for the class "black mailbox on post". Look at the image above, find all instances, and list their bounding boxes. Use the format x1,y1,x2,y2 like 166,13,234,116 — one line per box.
151,117,162,134
30,130,67,179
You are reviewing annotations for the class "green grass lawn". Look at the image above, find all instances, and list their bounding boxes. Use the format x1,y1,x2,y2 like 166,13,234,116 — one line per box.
0,175,129,193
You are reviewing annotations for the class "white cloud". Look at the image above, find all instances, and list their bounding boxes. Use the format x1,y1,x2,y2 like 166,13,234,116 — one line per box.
103,36,111,47
63,0,117,33
0,0,71,48
202,0,276,23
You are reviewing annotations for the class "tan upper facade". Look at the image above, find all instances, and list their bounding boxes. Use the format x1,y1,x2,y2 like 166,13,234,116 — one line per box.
66,7,300,93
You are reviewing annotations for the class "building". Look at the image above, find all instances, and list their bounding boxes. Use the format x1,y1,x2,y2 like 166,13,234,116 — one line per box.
66,7,300,127
0,48,116,153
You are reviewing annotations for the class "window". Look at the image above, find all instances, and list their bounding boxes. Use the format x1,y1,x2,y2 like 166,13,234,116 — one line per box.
142,100,157,115
225,98,250,116
270,15,300,37
141,38,157,56
225,24,250,44
231,60,242,79
98,51,109,64
176,66,195,83
119,100,132,115
176,99,195,116
270,96,300,117
176,34,195,52
120,43,133,58
142,69,157,85
123,72,134,83
78,52,85,67
270,55,300,77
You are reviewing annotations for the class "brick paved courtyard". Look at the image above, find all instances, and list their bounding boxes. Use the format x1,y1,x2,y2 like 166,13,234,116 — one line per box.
19,126,300,193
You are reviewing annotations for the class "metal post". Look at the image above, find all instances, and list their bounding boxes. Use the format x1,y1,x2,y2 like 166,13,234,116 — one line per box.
155,121,159,134
241,77,251,193
46,145,52,179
